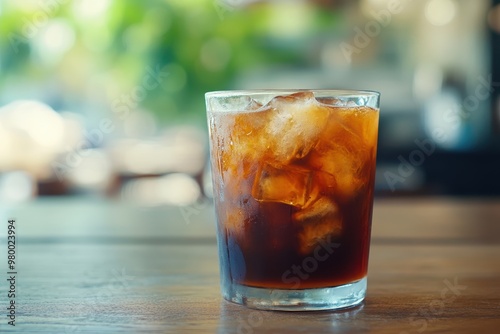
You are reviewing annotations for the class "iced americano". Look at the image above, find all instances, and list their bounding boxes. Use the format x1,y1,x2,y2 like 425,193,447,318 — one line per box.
207,90,379,309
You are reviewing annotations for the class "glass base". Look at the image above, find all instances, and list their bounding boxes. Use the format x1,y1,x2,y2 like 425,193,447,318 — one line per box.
222,277,367,311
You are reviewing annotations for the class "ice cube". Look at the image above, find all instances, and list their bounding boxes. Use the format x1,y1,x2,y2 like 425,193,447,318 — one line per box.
208,95,261,113
209,112,235,175
293,197,342,255
245,98,263,111
263,91,331,163
316,97,344,106
212,106,272,180
305,110,370,200
252,162,312,208
293,196,339,222
338,106,379,148
321,145,367,199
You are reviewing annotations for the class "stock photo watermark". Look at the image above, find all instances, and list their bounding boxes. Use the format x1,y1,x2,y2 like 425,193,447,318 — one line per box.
400,277,467,334
9,0,70,53
51,65,169,180
340,0,414,61
179,198,212,225
5,219,17,327
385,74,500,191
282,237,340,289
63,268,135,333
384,138,435,192
213,0,243,20
236,310,264,334
111,65,169,120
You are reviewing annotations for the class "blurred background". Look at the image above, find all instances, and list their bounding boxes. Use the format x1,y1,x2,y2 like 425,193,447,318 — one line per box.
0,0,499,208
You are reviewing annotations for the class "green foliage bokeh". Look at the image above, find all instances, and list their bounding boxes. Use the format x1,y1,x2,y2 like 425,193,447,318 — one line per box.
0,0,339,126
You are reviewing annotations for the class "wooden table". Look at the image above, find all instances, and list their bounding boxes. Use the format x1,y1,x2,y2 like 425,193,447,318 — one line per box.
0,197,499,333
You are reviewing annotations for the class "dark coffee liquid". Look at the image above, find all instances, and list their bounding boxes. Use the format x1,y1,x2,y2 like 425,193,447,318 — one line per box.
216,172,375,290
210,101,378,290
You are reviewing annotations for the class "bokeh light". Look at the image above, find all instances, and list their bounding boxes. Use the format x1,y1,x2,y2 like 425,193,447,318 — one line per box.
121,173,201,207
0,171,35,202
0,100,65,150
72,0,111,21
67,149,113,191
425,0,457,26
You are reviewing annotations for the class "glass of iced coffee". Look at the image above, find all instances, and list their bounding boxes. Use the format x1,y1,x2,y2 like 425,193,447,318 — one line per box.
205,90,379,311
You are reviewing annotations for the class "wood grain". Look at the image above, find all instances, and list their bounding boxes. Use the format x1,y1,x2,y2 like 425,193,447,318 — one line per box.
0,197,499,333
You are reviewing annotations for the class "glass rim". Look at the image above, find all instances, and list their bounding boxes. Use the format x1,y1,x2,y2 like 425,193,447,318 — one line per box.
205,89,380,99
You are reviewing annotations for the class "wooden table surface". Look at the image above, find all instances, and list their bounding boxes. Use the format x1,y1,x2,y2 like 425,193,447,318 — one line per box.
0,197,499,333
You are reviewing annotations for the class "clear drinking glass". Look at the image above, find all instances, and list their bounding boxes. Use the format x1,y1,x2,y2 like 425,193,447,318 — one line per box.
205,90,380,311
